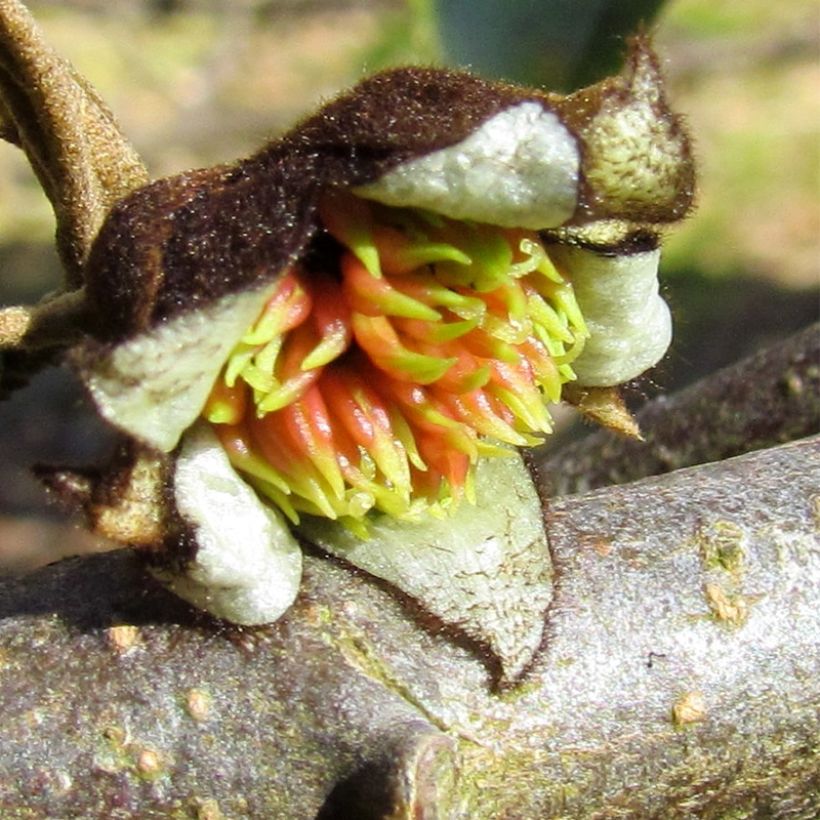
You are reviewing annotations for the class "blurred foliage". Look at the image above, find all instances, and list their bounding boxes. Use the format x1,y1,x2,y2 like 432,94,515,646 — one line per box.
656,0,819,287
0,0,815,350
434,0,668,91
1,0,815,291
0,0,816,374
359,0,441,71
426,0,818,288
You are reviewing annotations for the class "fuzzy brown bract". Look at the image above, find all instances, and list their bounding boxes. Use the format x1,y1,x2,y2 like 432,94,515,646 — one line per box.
82,38,693,343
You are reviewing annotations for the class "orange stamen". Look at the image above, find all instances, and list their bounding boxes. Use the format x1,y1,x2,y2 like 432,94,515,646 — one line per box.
204,195,589,526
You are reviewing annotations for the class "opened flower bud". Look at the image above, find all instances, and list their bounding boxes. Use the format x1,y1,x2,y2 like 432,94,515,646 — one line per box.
201,191,589,530
57,37,692,670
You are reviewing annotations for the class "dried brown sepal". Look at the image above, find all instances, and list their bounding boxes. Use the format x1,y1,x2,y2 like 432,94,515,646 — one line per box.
37,441,171,549
562,383,643,440
558,38,695,227
82,35,693,345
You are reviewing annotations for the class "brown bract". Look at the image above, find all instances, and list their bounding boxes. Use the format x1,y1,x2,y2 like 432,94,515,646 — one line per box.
80,39,693,343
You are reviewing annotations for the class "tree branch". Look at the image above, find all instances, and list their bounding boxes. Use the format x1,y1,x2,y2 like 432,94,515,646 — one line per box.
540,322,820,495
0,5,816,816
0,0,148,286
1,436,817,817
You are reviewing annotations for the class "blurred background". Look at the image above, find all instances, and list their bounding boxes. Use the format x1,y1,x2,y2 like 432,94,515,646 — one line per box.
1,0,818,572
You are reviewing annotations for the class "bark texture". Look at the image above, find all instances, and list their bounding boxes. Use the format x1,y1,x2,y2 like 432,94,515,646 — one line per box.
540,322,820,495
1,433,818,818
0,0,148,284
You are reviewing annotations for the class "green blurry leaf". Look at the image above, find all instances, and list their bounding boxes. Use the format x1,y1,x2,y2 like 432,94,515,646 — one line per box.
434,0,669,90
359,0,442,71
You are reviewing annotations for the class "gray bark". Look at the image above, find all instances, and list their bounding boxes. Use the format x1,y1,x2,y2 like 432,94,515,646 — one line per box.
540,322,820,495
1,431,818,818
0,2,817,815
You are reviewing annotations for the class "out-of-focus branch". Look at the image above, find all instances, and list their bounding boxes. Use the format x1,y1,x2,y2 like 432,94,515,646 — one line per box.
540,323,820,496
0,0,149,389
1,436,818,817
0,0,148,287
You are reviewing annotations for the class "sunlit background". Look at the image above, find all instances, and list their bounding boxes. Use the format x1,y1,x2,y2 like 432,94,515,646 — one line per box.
1,0,817,571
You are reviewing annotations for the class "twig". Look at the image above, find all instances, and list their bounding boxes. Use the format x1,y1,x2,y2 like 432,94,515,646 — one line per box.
540,322,820,496
0,437,817,816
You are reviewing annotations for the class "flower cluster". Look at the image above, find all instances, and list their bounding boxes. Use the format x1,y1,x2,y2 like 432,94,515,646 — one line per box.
202,191,587,531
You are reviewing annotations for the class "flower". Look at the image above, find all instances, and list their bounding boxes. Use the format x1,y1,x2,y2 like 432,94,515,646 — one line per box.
203,190,589,532
55,36,693,627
